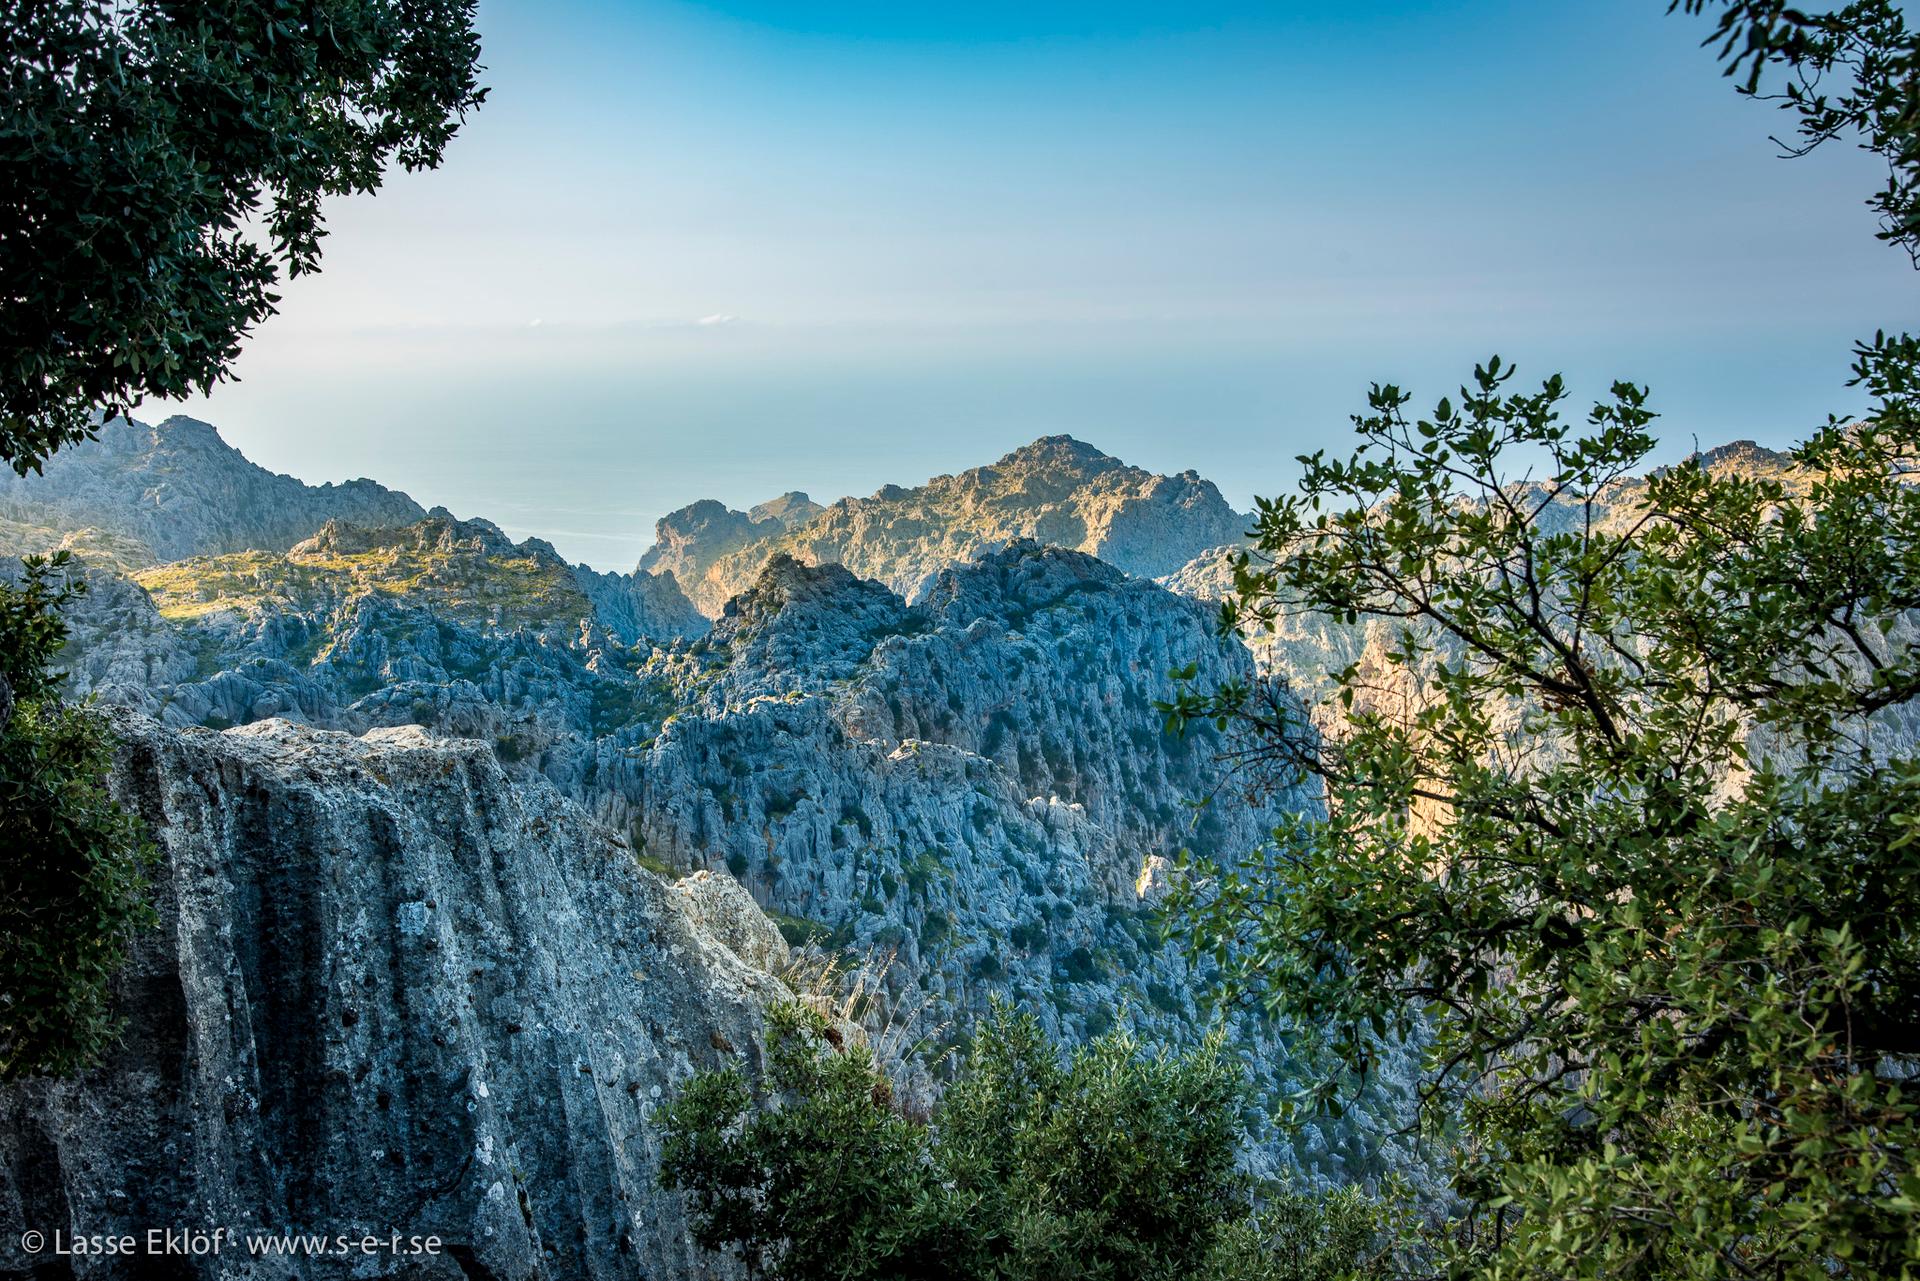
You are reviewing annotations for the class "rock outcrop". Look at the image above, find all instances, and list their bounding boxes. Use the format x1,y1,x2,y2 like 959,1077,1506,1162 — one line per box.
640,436,1248,615
0,710,792,1280
71,512,704,740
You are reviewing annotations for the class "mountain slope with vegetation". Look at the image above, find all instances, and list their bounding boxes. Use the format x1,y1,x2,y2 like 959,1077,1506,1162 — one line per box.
1,419,1436,1199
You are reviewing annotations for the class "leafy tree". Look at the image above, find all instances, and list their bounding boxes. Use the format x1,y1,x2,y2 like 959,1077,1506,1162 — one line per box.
0,555,155,1079
0,0,483,1075
659,1001,1413,1281
1209,1186,1425,1281
2,0,487,473
1160,4,1920,1277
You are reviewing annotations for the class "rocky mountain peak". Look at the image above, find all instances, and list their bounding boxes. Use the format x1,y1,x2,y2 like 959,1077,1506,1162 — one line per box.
293,511,519,561
748,491,824,529
636,498,781,583
922,538,1129,624
636,436,1249,616
706,554,913,699
723,550,857,611
0,413,426,562
989,433,1120,475
1692,439,1794,474
147,412,229,450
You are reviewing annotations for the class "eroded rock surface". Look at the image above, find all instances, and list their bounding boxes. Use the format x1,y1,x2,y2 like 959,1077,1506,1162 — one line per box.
642,436,1247,615
0,711,790,1280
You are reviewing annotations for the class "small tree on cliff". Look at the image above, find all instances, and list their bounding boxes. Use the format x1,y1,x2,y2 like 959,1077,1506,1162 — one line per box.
0,554,153,1079
1162,3,1920,1276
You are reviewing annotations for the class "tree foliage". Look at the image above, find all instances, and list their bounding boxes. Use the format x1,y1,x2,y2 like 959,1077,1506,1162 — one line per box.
659,1001,1414,1281
1,0,487,473
1677,0,1920,261
0,554,155,1079
1159,4,1920,1277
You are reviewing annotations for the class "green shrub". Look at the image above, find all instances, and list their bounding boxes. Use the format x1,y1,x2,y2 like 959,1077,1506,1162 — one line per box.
661,1001,1406,1281
763,787,805,821
918,910,951,952
0,555,155,1079
840,799,874,838
634,851,685,881
772,911,832,949
903,849,947,897
1059,945,1100,984
1009,917,1047,952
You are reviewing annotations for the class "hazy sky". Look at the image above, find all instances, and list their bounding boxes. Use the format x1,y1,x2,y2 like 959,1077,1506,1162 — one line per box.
173,0,1917,569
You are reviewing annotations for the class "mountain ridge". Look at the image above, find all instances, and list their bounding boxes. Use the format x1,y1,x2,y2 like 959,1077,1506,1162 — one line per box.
639,433,1251,614
0,415,429,563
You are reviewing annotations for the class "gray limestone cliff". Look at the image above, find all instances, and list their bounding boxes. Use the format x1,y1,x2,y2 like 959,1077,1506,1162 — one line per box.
0,710,792,1280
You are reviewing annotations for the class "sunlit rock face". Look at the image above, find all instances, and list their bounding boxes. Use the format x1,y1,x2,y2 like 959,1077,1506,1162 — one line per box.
0,709,791,1281
639,435,1248,616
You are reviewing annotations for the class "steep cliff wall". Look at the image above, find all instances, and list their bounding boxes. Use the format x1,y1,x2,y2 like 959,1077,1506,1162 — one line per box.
0,711,791,1280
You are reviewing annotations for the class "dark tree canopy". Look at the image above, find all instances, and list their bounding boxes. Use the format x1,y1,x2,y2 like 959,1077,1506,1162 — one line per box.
0,0,486,473
0,555,154,1079
659,1001,1415,1281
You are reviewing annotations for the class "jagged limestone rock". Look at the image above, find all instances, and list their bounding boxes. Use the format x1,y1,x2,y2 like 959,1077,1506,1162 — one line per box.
641,436,1247,615
0,709,790,1280
670,871,791,976
590,545,1436,1186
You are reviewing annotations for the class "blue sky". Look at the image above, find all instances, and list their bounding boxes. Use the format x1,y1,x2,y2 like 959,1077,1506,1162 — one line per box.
177,0,1916,569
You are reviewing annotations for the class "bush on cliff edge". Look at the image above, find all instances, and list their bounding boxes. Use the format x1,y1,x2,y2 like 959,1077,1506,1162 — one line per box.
0,553,154,1079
